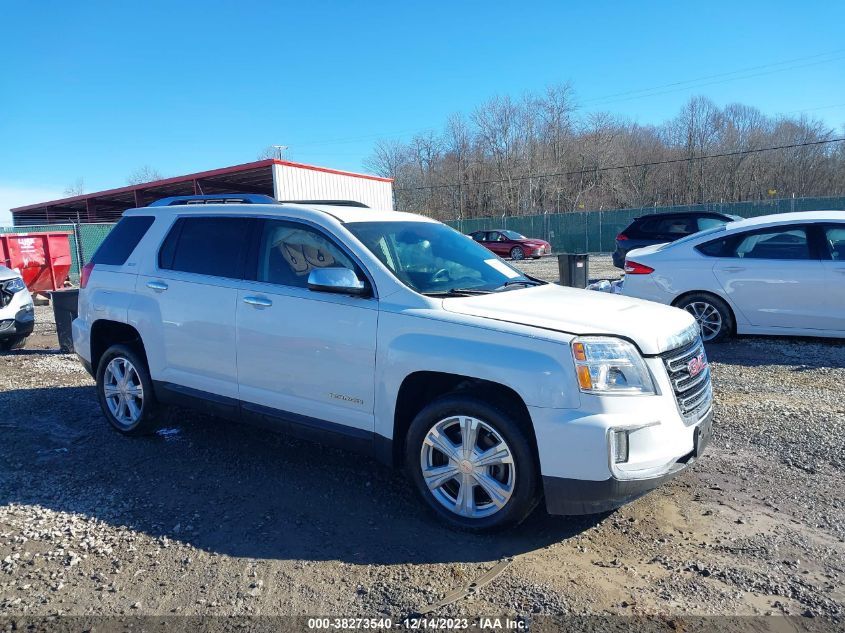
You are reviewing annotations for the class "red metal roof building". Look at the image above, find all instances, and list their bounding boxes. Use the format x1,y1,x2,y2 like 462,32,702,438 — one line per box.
10,159,394,226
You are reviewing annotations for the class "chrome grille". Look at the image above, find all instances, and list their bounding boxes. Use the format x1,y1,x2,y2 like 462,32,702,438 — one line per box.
661,336,713,425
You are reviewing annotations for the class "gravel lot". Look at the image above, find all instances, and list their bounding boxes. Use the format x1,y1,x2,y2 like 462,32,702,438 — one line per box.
1,256,843,624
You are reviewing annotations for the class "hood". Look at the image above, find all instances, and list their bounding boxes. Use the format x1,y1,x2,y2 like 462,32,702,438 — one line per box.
520,239,549,246
442,284,697,355
0,265,21,282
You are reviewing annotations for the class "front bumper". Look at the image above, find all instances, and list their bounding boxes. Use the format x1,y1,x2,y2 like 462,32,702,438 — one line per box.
542,408,713,515
0,306,35,340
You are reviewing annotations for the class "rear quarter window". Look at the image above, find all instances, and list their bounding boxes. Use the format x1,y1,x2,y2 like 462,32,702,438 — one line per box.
90,216,155,265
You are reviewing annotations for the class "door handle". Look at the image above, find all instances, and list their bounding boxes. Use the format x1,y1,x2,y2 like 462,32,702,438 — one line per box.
720,266,746,273
146,280,168,291
243,296,273,308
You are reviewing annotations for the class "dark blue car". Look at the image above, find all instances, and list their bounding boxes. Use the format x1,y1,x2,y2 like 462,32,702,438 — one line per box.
612,211,741,268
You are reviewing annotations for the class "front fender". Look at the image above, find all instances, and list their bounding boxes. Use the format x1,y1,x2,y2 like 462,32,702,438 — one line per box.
374,311,580,440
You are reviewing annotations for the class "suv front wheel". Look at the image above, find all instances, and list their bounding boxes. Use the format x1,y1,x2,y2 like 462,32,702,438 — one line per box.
96,344,159,435
405,395,539,531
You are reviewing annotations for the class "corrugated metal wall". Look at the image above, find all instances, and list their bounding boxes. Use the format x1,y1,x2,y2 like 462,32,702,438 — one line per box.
273,164,394,210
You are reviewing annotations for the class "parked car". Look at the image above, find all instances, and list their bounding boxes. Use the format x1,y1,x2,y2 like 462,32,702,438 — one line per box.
621,211,845,342
74,195,712,531
612,212,740,268
468,229,552,260
0,265,34,351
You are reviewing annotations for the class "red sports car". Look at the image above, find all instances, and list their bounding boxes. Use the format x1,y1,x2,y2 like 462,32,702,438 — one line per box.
468,230,552,260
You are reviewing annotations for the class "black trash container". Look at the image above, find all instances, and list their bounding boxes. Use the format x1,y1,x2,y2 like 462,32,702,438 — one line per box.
557,253,589,288
49,289,79,353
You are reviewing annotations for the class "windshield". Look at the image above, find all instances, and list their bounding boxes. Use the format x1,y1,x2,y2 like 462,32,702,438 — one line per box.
658,224,727,250
346,221,534,295
500,230,526,240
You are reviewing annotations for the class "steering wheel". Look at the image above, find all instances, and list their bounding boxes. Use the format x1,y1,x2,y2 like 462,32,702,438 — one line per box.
431,268,451,283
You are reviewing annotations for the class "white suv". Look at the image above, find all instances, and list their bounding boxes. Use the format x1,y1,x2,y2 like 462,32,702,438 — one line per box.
73,195,713,530
0,265,34,351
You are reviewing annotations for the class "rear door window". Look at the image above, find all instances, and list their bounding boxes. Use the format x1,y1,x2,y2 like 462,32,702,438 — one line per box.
636,216,695,238
159,216,253,278
732,226,810,260
90,216,154,265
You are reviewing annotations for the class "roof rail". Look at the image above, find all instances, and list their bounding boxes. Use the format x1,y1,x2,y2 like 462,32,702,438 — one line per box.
279,199,369,208
149,194,277,206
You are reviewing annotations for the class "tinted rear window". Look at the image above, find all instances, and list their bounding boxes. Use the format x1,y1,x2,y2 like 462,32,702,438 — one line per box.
91,216,155,265
159,217,252,278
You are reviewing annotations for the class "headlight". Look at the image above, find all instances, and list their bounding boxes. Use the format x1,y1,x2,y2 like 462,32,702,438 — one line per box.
5,278,26,293
571,336,654,395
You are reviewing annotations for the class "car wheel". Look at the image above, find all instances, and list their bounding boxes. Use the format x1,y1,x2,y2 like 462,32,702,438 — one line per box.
96,344,159,435
675,293,734,343
0,336,27,352
405,394,539,531
510,247,525,261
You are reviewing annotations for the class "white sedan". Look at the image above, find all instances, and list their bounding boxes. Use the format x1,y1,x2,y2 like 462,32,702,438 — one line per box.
621,211,845,341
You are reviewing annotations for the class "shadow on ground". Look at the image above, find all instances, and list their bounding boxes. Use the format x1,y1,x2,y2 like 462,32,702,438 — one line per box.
0,384,600,566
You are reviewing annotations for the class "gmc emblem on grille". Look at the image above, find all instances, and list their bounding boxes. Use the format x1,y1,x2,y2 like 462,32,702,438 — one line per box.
687,353,708,377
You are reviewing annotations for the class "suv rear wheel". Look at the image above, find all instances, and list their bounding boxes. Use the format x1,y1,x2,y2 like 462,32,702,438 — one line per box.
405,395,539,531
96,344,159,435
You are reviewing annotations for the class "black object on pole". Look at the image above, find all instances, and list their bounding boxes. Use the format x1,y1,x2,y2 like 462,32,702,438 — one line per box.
49,289,79,353
557,253,589,288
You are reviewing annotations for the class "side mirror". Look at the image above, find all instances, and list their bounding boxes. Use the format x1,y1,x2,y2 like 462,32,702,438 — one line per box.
307,267,370,296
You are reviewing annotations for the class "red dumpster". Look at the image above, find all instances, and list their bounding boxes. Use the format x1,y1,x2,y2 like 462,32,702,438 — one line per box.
0,232,73,292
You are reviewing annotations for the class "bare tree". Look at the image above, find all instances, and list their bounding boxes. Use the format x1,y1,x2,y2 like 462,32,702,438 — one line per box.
367,85,844,218
63,177,85,197
126,166,164,185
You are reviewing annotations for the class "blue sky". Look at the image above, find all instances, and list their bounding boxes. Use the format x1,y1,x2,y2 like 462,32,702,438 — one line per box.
2,0,844,224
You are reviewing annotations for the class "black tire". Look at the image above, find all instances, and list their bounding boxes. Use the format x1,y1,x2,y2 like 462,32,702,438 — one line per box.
405,394,540,532
510,246,525,261
0,336,27,351
96,343,159,435
674,292,734,343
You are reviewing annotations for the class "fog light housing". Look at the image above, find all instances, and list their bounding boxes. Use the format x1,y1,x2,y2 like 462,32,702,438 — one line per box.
611,429,629,464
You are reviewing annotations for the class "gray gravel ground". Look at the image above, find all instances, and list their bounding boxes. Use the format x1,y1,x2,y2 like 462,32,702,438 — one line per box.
1,259,843,624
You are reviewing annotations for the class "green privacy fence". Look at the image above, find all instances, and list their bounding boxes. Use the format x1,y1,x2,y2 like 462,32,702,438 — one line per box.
446,195,845,253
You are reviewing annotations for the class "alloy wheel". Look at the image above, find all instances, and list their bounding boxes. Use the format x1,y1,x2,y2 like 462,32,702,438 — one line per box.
511,247,524,260
684,301,723,342
103,357,144,427
420,416,516,519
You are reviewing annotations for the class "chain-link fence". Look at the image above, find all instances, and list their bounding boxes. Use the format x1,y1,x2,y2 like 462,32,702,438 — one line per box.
2,194,844,282
446,195,845,253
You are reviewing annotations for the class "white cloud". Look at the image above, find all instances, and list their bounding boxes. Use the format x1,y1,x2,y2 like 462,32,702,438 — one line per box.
0,184,65,227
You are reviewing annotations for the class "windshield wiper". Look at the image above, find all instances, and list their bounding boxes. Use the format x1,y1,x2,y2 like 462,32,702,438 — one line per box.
423,287,493,297
493,279,542,291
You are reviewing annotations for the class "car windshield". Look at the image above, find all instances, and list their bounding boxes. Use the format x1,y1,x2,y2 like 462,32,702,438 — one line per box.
346,221,535,295
658,224,727,250
500,230,526,240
